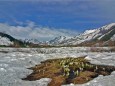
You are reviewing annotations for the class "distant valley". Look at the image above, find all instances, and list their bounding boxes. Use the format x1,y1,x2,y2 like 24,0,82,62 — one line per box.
0,23,115,47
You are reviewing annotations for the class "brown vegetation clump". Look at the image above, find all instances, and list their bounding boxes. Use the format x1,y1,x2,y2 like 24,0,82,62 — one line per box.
22,56,115,86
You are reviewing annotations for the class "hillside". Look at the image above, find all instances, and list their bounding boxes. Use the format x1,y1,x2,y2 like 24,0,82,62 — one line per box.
0,32,26,47
0,23,115,47
50,23,115,46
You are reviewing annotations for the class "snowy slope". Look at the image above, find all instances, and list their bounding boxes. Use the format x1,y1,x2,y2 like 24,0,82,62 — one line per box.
111,34,115,41
24,39,49,45
0,36,13,46
24,39,40,44
0,32,14,46
49,36,70,45
50,23,115,45
0,32,25,47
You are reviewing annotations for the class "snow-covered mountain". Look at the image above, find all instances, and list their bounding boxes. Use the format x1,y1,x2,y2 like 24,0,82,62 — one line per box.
0,32,13,46
0,36,13,46
0,32,25,47
49,23,115,46
24,39,49,46
111,34,115,41
0,32,48,47
0,23,115,47
24,39,40,44
49,36,70,45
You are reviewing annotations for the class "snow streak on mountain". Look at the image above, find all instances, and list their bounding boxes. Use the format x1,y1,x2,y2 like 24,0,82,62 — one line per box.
0,23,115,47
50,23,115,46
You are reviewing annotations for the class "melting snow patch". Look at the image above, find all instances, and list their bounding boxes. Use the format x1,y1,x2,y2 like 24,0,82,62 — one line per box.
0,68,6,72
102,56,112,60
5,56,11,58
36,78,51,86
11,54,16,57
27,54,32,57
90,60,101,65
11,59,17,61
70,83,74,86
96,54,102,58
0,48,115,86
85,56,93,60
19,58,25,60
19,53,25,56
111,71,115,75
0,64,8,67
7,68,14,72
62,83,74,86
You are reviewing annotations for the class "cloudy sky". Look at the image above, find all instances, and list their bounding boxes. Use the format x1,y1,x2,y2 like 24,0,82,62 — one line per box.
0,0,115,41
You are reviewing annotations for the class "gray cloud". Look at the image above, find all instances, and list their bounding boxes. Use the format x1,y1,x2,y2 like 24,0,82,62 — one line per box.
0,22,78,41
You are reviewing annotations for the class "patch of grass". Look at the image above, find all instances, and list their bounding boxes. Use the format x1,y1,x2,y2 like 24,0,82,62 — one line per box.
23,56,115,86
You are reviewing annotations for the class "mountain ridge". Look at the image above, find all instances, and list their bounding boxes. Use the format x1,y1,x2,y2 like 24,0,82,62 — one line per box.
49,23,115,46
0,23,115,47
0,32,27,47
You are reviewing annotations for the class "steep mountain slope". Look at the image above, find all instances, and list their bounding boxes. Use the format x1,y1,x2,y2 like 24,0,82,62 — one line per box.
0,23,115,47
50,23,115,46
0,36,13,46
24,39,40,44
0,32,25,47
111,34,115,41
49,36,70,45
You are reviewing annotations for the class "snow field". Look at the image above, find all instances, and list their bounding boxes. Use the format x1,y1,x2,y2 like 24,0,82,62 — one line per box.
0,47,115,86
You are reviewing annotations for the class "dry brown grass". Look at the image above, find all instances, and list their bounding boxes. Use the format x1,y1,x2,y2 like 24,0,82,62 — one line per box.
22,56,115,86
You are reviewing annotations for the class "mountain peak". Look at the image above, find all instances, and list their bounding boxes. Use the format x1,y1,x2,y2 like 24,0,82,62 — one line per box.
83,29,97,35
0,23,115,47
49,23,115,46
49,36,70,45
